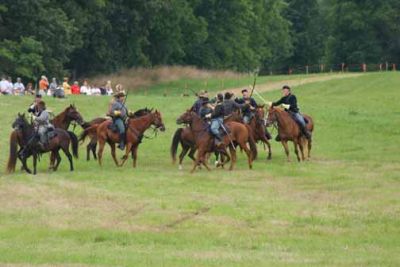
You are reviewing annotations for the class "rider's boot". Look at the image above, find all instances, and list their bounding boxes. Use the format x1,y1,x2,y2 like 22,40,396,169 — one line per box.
300,125,312,140
118,132,126,150
214,134,223,148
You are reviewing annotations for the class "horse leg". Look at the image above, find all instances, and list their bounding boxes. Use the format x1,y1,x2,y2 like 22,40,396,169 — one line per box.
86,144,91,161
61,146,74,171
92,141,98,160
240,142,253,169
293,141,301,162
109,142,120,167
132,145,138,168
299,138,306,161
49,152,55,170
228,145,237,171
308,138,312,159
263,138,272,160
282,141,290,162
53,150,62,171
178,145,190,170
18,153,31,174
97,139,106,167
191,149,204,173
33,154,37,175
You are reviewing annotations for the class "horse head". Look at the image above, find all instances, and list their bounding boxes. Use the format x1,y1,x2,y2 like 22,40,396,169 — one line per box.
176,110,194,125
152,110,166,132
12,113,29,131
65,104,84,125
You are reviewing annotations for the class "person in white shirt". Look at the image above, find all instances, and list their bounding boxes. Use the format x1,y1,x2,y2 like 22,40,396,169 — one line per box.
80,80,89,95
13,77,25,95
0,77,8,94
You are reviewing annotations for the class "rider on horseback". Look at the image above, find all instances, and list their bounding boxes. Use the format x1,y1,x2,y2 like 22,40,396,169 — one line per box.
110,91,128,150
223,92,244,116
235,89,257,124
207,94,225,146
272,85,311,140
27,94,42,115
199,98,212,120
191,90,208,115
33,101,54,150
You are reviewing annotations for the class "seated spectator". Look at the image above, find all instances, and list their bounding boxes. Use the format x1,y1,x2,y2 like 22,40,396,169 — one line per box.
54,85,65,98
0,76,11,95
25,83,34,95
71,81,80,94
13,77,25,95
80,80,89,95
49,78,58,96
63,77,71,95
91,85,101,96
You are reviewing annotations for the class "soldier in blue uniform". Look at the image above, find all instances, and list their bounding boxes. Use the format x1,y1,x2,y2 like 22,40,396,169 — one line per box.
235,89,257,124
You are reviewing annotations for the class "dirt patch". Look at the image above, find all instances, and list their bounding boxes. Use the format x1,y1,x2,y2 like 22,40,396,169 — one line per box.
226,73,363,96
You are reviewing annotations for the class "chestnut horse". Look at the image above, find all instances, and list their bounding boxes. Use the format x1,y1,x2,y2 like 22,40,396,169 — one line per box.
176,111,257,172
95,110,165,167
266,106,314,161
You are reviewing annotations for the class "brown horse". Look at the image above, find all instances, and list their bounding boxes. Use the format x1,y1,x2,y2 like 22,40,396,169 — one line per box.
7,113,78,174
170,127,196,169
250,106,272,160
79,108,153,161
6,105,84,172
95,110,165,167
176,111,257,172
266,106,314,161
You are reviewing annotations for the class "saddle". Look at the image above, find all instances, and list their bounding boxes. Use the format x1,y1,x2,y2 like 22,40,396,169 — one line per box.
47,128,57,140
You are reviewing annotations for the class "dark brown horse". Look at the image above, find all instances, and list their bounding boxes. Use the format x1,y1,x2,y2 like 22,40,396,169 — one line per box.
79,108,152,161
250,106,272,160
94,110,165,167
7,113,78,174
177,111,257,172
266,106,314,161
6,105,84,172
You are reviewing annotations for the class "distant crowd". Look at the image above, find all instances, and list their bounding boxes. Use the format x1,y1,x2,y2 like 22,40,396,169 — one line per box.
0,75,123,97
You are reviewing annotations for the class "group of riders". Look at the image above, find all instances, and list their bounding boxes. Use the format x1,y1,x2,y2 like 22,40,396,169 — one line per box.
191,85,312,146
21,83,311,159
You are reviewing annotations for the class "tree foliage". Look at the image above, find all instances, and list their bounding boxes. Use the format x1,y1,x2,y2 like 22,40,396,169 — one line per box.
0,0,399,80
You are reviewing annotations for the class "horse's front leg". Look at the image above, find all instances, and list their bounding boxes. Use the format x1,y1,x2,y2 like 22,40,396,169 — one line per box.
109,142,120,167
119,142,133,167
18,153,31,174
281,141,290,162
293,141,301,162
33,154,37,175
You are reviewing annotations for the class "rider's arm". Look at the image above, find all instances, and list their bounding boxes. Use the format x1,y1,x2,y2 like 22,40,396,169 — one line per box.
272,97,284,106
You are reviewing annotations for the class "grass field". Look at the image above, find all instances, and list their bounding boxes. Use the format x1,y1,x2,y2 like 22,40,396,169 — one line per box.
0,72,399,266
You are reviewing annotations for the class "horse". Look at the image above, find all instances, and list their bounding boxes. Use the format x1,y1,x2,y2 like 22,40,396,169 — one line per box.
79,108,153,161
95,110,165,167
7,113,78,174
266,106,314,161
6,105,84,173
250,106,272,160
176,111,257,172
170,127,196,169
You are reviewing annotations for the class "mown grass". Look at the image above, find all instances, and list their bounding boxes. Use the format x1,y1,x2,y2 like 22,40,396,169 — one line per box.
0,72,399,266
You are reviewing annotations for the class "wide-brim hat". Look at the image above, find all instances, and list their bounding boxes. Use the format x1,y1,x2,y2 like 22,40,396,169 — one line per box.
198,90,208,98
114,91,126,98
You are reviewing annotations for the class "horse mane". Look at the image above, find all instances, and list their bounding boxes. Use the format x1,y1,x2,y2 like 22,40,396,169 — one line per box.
128,107,153,118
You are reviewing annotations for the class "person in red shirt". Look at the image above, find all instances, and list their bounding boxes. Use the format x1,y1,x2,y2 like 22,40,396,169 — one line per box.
71,81,80,95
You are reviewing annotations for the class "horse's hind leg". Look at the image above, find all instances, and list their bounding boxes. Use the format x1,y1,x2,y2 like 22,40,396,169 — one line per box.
97,139,106,166
132,145,138,168
91,141,98,160
308,138,312,159
109,142,120,167
264,139,272,160
86,144,91,161
228,145,237,171
293,141,301,162
299,138,306,161
240,142,253,169
33,154,37,175
178,145,190,170
53,151,62,171
61,147,74,171
49,152,56,170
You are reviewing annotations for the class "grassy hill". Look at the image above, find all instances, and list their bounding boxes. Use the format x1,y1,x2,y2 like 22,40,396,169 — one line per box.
0,72,399,266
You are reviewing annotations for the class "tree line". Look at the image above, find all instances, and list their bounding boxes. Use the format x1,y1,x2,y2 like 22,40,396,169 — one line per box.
0,0,399,81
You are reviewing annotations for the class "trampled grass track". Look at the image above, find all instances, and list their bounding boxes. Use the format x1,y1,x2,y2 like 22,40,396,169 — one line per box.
0,72,399,266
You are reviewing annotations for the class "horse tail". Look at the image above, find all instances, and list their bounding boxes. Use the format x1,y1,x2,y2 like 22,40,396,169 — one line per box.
6,131,19,173
171,128,183,164
248,134,258,161
68,131,79,159
79,124,97,143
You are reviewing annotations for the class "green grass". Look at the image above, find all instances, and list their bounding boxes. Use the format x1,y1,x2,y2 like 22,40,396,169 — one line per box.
0,72,399,266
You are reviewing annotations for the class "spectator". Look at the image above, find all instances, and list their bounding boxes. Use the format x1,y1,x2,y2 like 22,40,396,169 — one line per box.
71,81,80,94
115,83,123,93
80,80,90,95
91,85,101,96
54,84,65,98
63,77,71,95
49,78,58,96
39,75,49,95
26,83,34,95
0,76,8,94
13,77,25,95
